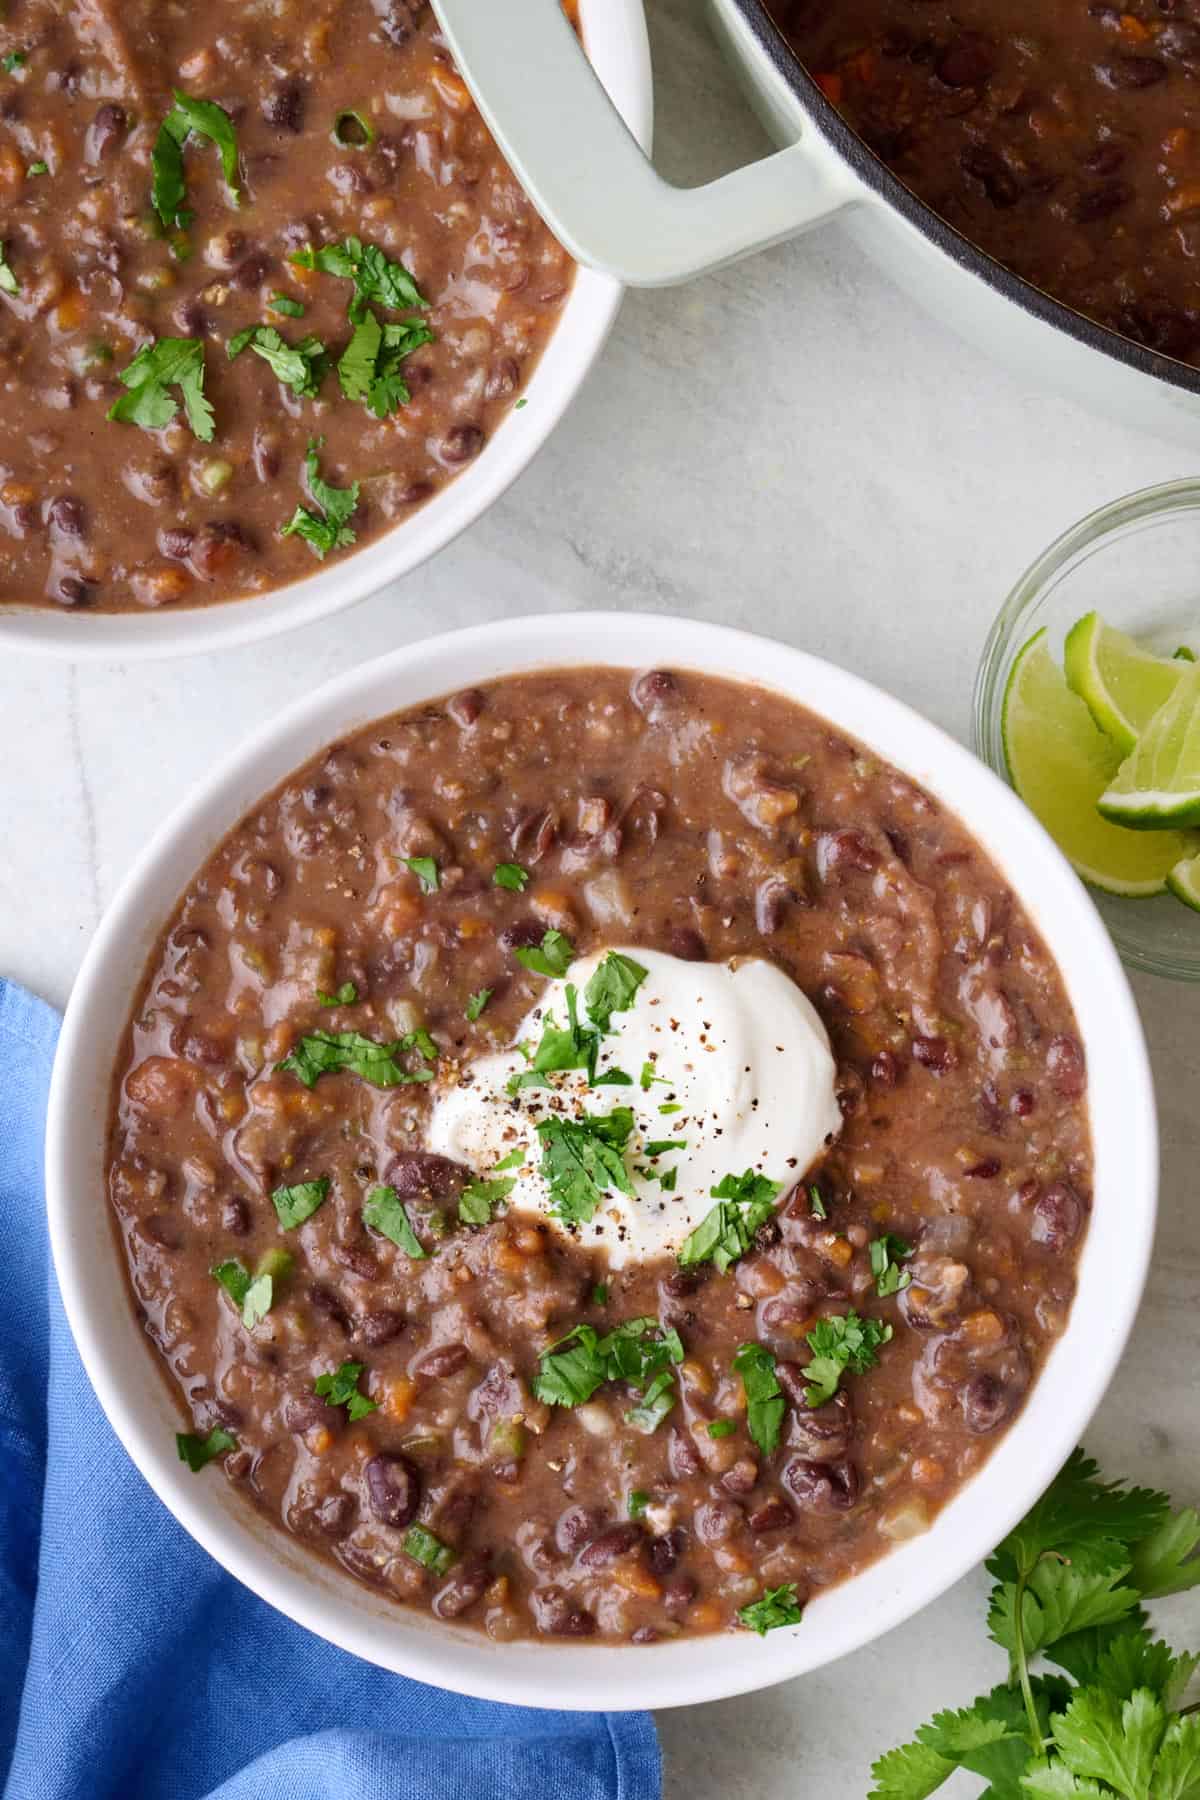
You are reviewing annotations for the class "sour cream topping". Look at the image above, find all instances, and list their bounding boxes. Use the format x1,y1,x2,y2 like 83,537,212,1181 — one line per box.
426,946,842,1268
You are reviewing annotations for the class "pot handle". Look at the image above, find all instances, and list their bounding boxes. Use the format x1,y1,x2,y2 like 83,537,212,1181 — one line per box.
432,0,855,287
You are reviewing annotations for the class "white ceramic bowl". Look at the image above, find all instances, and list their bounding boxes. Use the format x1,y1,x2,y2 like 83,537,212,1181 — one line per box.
0,4,651,662
46,613,1158,1710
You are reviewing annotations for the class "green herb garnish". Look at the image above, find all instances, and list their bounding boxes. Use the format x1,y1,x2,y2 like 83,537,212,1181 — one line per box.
227,324,329,398
176,1426,237,1471
403,1523,456,1575
628,1489,650,1519
583,950,648,1033
532,1317,684,1432
280,437,359,560
3,51,27,73
363,1185,427,1258
507,984,600,1093
0,243,18,295
270,1176,330,1230
809,1184,828,1220
270,291,305,318
152,91,241,231
313,1360,376,1420
465,988,493,1022
677,1170,784,1273
26,159,47,177
458,1177,516,1226
592,1283,609,1306
871,1234,913,1298
276,1026,434,1088
869,1448,1200,1799
337,309,434,417
493,862,530,892
290,235,427,322
535,1107,634,1225
708,1419,736,1439
802,1312,892,1408
644,1139,686,1156
316,981,358,1007
211,1257,277,1329
513,928,574,978
732,1342,785,1455
107,337,214,441
739,1583,804,1636
639,1061,670,1090
403,855,439,893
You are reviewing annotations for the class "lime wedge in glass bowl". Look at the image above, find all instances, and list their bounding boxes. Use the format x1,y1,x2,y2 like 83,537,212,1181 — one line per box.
1063,610,1187,754
1098,662,1200,831
1002,631,1193,895
1167,852,1200,913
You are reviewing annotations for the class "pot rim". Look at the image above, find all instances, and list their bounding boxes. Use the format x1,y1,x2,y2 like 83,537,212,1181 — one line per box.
732,0,1200,398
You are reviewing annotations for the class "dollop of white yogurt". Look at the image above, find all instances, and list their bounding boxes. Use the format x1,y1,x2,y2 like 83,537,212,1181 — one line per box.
426,947,842,1267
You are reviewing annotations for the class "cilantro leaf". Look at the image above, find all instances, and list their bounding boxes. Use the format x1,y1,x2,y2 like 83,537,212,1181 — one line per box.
240,1272,274,1331
871,1233,913,1297
403,856,439,893
583,950,648,1032
535,1108,634,1225
466,988,493,1022
271,291,305,318
458,1177,515,1225
992,1451,1172,1584
152,91,240,231
990,1541,1144,1666
1130,1507,1200,1601
809,1183,829,1220
3,51,26,74
868,1738,958,1800
532,1317,682,1425
313,1359,376,1420
1047,1686,1167,1796
403,1523,456,1575
363,1185,427,1258
337,310,435,416
176,1426,236,1472
108,337,214,441
625,1365,678,1434
493,863,529,892
738,1583,804,1635
508,984,601,1093
228,324,328,398
270,1176,330,1230
316,982,358,1007
803,1311,892,1408
281,438,359,560
0,243,17,295
290,235,428,321
211,1258,251,1308
678,1170,784,1273
1150,1713,1200,1800
733,1342,785,1456
514,928,575,978
276,1027,433,1088
1020,1768,1107,1798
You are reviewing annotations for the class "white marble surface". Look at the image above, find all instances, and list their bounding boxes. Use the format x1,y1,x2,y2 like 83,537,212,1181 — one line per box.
2,3,1197,1793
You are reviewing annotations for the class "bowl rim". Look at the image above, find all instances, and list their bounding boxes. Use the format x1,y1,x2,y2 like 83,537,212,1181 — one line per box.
45,611,1158,1711
0,0,652,663
972,476,1200,983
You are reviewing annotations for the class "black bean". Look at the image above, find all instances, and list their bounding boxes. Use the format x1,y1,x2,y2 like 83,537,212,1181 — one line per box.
1072,180,1131,223
782,1458,860,1511
1096,55,1169,88
668,1426,703,1480
530,1585,597,1637
357,1308,405,1348
555,1505,602,1555
85,102,127,163
748,1497,794,1534
447,688,486,727
577,1522,643,1568
382,1151,469,1200
262,78,307,132
53,575,96,607
964,1158,1001,1179
308,1283,352,1335
284,1390,341,1434
961,1373,1017,1434
221,1196,250,1235
1010,1088,1036,1118
364,1453,421,1528
45,495,86,538
816,829,879,879
936,32,995,87
960,144,1022,207
630,669,678,718
441,424,485,464
433,1552,492,1619
499,917,549,954
647,1527,687,1574
1031,1180,1085,1251
508,808,557,866
315,1492,356,1537
721,1458,759,1495
1084,141,1126,176
415,1342,470,1380
1159,20,1200,66
485,358,521,400
233,253,272,291
667,925,707,962
912,1034,957,1074
661,1576,698,1618
158,527,195,562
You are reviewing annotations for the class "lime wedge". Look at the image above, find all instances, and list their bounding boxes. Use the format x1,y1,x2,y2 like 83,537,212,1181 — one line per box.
1167,850,1200,912
1063,610,1186,753
1003,630,1193,895
1097,661,1200,829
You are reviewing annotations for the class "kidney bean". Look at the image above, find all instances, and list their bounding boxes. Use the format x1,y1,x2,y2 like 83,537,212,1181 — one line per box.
1045,1034,1086,1099
782,1458,860,1511
54,575,96,606
1010,1088,1036,1118
508,808,557,866
382,1151,469,1200
45,495,86,538
647,1527,687,1575
415,1342,470,1380
693,1499,741,1545
1031,1181,1085,1251
782,1386,854,1460
661,1576,698,1619
530,1586,597,1637
189,522,252,582
433,1553,492,1619
816,829,879,880
357,1308,405,1347
365,1454,421,1528
555,1506,602,1556
485,358,521,401
577,1522,643,1568
333,1242,379,1281
630,669,679,720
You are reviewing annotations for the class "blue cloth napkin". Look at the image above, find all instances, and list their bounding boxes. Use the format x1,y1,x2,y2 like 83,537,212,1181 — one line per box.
0,978,660,1800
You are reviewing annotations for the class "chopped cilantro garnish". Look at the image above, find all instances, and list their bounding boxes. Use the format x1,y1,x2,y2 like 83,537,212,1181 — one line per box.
228,324,329,398
363,1185,427,1258
316,981,358,1007
270,1176,330,1230
280,438,359,560
733,1342,785,1456
493,1148,527,1172
513,928,574,978
802,1311,892,1408
532,1317,683,1433
507,984,600,1094
677,1170,784,1273
658,1101,682,1114
176,1426,237,1472
26,159,47,177
644,1139,686,1156
313,1360,376,1420
639,1061,670,1090
628,1489,650,1519
107,337,214,441
658,1167,678,1192
403,1523,456,1575
276,1026,434,1088
809,1183,828,1221
871,1233,913,1298
211,1257,280,1330
458,1177,515,1225
583,950,648,1033
595,1069,633,1086
152,91,241,231
403,855,439,893
465,988,493,1022
337,309,434,417
535,1107,634,1225
493,862,530,892
270,291,305,318
3,51,26,73
290,235,427,322
739,1583,804,1635
0,243,18,295
708,1419,736,1439
592,1283,609,1306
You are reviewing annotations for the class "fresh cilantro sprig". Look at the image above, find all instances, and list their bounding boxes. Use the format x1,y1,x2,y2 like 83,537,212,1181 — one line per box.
458,1176,516,1226
290,235,428,322
514,928,574,978
678,1169,784,1273
493,862,529,892
535,1107,634,1225
583,950,648,1032
508,983,601,1094
733,1342,785,1456
152,91,241,230
271,1176,330,1230
176,1426,236,1472
466,988,492,1022
871,1233,913,1297
228,324,329,398
316,982,358,1007
533,1317,684,1433
739,1583,804,1636
313,1360,376,1420
868,1449,1200,1800
802,1311,892,1408
363,1185,427,1258
276,1026,434,1088
337,309,435,417
281,438,359,560
211,1255,285,1329
107,337,214,441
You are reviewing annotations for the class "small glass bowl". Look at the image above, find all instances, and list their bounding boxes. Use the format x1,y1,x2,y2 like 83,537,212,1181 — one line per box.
974,479,1200,983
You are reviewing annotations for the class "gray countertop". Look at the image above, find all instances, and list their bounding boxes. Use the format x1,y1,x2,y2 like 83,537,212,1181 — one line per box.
1,4,1195,1794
